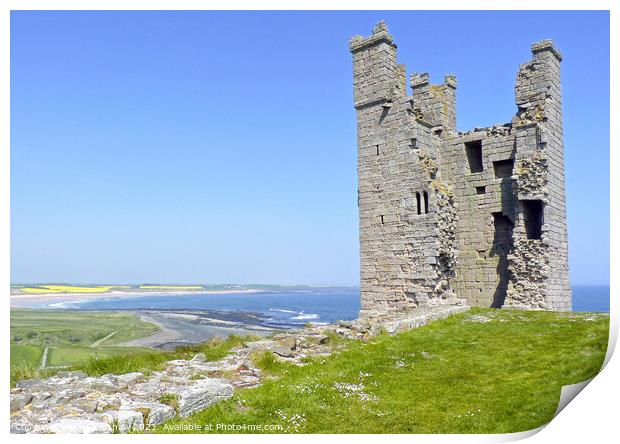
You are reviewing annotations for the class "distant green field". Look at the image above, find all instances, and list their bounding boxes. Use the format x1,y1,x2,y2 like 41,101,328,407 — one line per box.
10,344,42,368
10,309,158,383
11,309,159,347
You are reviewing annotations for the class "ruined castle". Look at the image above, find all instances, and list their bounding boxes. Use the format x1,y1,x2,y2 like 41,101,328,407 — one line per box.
350,22,571,317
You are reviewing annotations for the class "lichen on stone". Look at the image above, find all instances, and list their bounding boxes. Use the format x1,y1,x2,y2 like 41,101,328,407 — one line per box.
418,153,438,179
516,104,545,126
430,179,453,197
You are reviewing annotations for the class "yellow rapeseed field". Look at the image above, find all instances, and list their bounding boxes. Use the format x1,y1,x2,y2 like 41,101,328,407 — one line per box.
19,285,131,294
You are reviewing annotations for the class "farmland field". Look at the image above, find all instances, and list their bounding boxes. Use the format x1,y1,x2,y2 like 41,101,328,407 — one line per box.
14,284,132,294
11,309,158,346
10,309,158,382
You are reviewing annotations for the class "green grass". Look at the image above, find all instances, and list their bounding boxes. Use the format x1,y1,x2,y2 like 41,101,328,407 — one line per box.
10,308,255,384
46,346,152,367
70,334,251,377
160,394,180,414
153,309,609,434
10,329,252,386
11,309,159,348
10,309,160,384
10,344,43,368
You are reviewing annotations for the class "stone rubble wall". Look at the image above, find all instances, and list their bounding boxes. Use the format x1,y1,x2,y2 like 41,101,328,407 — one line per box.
10,355,242,434
10,332,328,434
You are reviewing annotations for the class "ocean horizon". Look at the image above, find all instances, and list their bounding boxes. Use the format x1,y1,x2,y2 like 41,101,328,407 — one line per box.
18,284,609,328
571,285,610,312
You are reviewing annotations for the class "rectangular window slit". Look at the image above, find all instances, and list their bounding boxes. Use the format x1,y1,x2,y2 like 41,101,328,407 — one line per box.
380,215,384,224
493,159,514,178
410,138,418,149
476,186,486,195
376,145,380,156
465,140,483,173
522,199,544,240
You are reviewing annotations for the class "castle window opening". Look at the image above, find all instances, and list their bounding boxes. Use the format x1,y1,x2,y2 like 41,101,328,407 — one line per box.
410,138,418,149
522,199,544,240
476,186,486,194
376,144,380,155
465,140,484,173
416,192,421,215
423,191,429,214
380,215,384,224
493,159,514,178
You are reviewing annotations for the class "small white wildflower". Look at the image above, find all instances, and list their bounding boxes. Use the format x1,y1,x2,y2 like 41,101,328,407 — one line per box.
333,381,377,402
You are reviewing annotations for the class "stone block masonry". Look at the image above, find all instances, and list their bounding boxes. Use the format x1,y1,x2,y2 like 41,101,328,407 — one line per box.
350,22,571,316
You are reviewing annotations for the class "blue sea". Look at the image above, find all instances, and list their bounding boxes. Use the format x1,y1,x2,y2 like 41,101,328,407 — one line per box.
43,285,608,327
571,285,610,312
47,288,362,328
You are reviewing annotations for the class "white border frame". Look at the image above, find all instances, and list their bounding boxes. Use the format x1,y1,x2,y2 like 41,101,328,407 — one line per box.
2,2,616,442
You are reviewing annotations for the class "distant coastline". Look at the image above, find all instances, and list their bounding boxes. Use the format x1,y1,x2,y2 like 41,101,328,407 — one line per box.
9,285,607,357
9,284,360,309
9,288,263,308
9,284,607,313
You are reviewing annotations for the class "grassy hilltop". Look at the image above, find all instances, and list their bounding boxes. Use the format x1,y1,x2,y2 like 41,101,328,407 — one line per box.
9,308,609,433
154,308,609,434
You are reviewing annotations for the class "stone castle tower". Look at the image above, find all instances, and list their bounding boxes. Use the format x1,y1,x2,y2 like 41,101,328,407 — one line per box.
350,22,571,318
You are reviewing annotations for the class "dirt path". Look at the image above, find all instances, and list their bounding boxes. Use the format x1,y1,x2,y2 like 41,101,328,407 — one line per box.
91,331,117,347
37,347,49,370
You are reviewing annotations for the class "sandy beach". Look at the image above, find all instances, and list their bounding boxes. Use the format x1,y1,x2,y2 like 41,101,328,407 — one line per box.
9,288,262,308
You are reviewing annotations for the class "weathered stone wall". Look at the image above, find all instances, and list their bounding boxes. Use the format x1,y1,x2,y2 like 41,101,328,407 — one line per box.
504,41,572,310
351,23,571,315
442,126,517,307
410,72,457,132
351,22,460,318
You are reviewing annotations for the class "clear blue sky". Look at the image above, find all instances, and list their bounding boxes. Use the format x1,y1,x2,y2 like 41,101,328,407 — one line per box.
10,11,609,286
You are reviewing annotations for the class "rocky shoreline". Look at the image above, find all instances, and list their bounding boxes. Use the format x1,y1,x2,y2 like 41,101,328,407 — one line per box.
119,310,276,349
10,305,468,434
